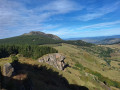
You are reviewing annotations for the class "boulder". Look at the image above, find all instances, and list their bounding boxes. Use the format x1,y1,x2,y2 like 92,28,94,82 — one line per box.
2,63,14,77
38,53,66,70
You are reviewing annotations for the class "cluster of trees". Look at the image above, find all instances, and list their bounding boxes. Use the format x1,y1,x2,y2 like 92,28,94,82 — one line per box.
82,46,113,58
0,35,63,45
64,40,94,47
0,44,58,59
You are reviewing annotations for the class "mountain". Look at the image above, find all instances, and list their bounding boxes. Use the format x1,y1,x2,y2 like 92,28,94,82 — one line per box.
0,31,63,45
23,31,61,40
0,31,93,47
66,35,120,45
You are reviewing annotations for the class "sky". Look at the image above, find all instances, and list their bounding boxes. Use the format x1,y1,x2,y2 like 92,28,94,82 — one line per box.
0,0,120,39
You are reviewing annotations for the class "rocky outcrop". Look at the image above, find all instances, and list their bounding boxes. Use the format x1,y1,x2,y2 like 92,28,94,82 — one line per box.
38,53,66,70
2,63,14,77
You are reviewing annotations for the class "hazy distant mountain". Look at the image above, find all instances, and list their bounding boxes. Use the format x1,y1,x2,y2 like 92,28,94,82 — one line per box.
96,38,120,45
66,35,120,45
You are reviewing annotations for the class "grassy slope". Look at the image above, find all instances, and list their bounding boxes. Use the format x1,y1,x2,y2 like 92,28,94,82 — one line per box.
0,43,120,90
101,44,120,68
52,44,119,80
101,44,120,61
53,43,120,89
0,57,105,90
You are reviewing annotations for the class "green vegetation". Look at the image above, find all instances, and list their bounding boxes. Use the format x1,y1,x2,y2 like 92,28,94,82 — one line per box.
75,63,120,88
0,44,58,59
75,63,85,71
11,55,18,62
65,40,94,47
104,59,111,66
82,46,113,58
99,47,113,57
0,35,63,45
85,68,120,88
0,35,94,47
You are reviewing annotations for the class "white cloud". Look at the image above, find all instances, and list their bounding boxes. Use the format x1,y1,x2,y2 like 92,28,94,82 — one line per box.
0,0,83,38
39,0,83,14
77,1,120,21
0,0,120,39
47,20,120,38
78,20,120,30
48,27,120,39
77,28,120,37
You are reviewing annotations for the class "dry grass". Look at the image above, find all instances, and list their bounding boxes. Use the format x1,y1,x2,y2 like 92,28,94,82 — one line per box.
13,74,27,80
53,43,120,84
0,57,12,66
1,43,120,90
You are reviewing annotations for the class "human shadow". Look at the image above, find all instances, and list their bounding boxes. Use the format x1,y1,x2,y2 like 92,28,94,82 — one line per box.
0,60,89,90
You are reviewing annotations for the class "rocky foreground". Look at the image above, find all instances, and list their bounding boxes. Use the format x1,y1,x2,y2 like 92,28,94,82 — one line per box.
0,53,67,90
0,53,89,90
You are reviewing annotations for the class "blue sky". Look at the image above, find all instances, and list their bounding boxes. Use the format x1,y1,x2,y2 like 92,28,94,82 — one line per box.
0,0,120,39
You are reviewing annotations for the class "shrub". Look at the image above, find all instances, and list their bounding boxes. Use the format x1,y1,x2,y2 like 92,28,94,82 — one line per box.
11,55,18,62
75,63,85,71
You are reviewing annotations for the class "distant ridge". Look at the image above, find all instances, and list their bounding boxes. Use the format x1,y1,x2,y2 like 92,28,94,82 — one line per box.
95,38,120,45
66,35,120,45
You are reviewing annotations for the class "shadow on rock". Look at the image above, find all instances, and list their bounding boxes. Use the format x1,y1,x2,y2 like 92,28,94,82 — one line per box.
0,60,89,90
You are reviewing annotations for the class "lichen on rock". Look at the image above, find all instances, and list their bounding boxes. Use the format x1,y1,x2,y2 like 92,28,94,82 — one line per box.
38,53,66,70
2,63,14,77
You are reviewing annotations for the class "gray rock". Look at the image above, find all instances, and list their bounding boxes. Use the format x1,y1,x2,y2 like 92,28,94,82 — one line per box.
38,53,66,70
2,63,14,77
